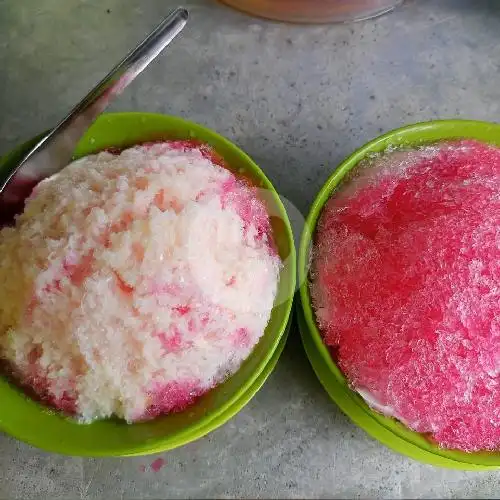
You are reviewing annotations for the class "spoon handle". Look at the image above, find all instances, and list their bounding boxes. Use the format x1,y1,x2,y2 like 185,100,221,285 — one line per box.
0,7,188,200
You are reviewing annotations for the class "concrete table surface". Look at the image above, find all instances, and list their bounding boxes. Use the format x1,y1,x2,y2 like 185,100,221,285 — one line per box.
1,0,500,498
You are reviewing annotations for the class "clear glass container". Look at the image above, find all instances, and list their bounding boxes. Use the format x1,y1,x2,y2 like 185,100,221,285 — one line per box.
220,0,403,23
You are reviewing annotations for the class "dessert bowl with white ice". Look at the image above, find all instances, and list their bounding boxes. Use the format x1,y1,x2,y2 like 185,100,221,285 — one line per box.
0,140,282,423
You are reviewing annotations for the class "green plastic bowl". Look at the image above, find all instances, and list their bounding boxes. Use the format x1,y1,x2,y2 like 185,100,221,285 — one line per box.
298,119,500,470
0,112,296,456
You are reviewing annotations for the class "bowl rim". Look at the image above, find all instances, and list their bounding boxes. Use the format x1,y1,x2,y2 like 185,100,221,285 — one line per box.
298,119,500,468
0,112,296,456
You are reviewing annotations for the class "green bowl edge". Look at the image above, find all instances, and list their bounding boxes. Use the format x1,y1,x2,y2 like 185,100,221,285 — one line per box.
0,112,296,456
297,119,500,469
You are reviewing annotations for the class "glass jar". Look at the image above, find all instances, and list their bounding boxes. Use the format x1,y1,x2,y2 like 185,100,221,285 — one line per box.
220,0,403,23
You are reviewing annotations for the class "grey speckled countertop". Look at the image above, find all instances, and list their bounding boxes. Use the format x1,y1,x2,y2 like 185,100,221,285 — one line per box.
1,0,500,498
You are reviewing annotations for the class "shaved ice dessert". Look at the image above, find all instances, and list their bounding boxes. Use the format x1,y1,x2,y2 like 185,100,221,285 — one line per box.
0,140,281,423
311,139,500,452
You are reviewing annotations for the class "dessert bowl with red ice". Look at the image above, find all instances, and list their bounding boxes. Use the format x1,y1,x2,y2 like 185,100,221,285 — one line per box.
310,138,499,453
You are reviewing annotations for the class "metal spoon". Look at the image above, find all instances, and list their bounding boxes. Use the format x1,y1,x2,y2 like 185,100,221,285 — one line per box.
0,6,188,224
